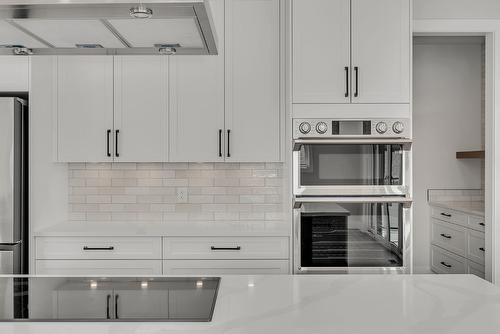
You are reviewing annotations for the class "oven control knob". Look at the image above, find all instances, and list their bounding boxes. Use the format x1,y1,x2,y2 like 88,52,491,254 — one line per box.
316,122,328,134
375,122,388,134
299,122,311,134
392,121,405,134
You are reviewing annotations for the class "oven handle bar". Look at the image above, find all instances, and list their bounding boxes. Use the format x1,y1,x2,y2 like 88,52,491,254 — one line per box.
293,138,412,151
293,196,413,209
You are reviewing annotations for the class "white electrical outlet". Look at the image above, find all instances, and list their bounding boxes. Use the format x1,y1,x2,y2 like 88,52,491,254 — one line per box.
176,188,188,203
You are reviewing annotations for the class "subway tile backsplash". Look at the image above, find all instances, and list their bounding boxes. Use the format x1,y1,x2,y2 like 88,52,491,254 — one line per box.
68,162,285,223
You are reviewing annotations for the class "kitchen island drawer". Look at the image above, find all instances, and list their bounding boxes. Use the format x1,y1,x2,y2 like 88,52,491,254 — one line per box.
467,230,485,265
163,237,289,260
163,260,289,275
431,219,467,257
36,260,162,275
36,236,162,260
431,207,467,227
431,245,466,274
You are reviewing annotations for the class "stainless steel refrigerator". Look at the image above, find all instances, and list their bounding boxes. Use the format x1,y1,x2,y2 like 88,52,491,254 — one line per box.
0,97,28,275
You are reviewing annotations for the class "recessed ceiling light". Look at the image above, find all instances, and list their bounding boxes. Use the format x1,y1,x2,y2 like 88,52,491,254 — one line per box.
130,5,153,19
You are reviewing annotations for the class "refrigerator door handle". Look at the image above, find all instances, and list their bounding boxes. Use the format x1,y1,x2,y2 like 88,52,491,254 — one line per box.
0,241,21,251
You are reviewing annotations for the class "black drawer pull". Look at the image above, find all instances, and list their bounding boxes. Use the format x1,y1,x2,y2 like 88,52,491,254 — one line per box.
211,246,241,251
83,246,114,251
479,247,485,252
440,213,452,218
115,294,119,319
440,233,452,239
479,222,485,227
440,261,452,268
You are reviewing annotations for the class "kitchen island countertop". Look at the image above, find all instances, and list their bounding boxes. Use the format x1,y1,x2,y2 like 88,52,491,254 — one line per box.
1,274,499,334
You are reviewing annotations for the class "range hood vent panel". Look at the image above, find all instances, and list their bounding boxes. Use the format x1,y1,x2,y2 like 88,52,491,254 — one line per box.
107,18,204,48
12,19,127,48
0,1,218,55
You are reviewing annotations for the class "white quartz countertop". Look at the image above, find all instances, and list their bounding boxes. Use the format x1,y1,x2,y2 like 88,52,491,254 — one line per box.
2,274,500,334
429,201,485,217
33,221,291,237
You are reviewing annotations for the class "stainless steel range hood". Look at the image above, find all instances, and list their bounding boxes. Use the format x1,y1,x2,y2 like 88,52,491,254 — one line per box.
0,1,218,55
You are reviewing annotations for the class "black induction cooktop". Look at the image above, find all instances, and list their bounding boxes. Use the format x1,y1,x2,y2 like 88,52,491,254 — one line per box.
0,276,220,322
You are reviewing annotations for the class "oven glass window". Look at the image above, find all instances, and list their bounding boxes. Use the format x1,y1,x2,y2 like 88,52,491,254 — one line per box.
299,144,403,186
300,203,403,268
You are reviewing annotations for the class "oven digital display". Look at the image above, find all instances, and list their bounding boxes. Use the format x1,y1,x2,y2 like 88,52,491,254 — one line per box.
332,121,371,135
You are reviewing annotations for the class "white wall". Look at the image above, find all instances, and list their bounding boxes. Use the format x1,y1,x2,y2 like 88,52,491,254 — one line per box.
414,0,500,19
413,38,483,273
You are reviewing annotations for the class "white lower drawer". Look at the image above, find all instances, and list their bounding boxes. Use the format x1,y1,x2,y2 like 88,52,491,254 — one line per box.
467,230,485,265
431,245,466,274
36,260,162,275
163,260,289,275
431,219,467,257
467,261,485,279
163,237,289,260
36,236,162,260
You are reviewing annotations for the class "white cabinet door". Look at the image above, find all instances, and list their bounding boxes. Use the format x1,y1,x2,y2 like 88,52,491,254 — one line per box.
225,0,281,162
292,0,350,103
114,289,169,319
169,0,225,162
56,288,112,320
56,56,114,162
114,56,168,162
0,56,29,92
351,0,410,103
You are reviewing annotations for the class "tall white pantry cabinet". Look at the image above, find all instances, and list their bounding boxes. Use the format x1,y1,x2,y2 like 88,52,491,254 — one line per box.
53,0,282,163
292,0,410,105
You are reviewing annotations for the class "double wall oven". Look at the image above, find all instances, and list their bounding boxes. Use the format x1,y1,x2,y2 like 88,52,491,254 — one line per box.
293,118,412,274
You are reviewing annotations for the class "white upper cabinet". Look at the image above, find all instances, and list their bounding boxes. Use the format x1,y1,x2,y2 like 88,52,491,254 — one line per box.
292,0,410,105
0,56,29,92
351,0,410,104
57,56,114,162
292,0,350,103
114,56,168,162
169,0,225,162
225,0,281,162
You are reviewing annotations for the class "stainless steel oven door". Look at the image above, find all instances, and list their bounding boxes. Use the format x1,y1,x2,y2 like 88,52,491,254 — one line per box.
293,138,412,197
293,197,412,274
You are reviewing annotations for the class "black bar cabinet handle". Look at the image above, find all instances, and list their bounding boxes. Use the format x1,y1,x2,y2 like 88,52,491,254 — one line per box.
479,222,485,226
440,261,452,268
211,246,241,251
344,66,349,97
440,213,452,218
354,66,359,97
227,129,231,158
106,129,111,157
218,129,222,157
83,246,115,251
479,247,485,252
440,233,452,239
115,129,119,157
115,294,119,319
106,294,111,319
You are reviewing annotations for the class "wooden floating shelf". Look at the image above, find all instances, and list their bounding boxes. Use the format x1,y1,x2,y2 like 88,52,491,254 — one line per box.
456,150,485,159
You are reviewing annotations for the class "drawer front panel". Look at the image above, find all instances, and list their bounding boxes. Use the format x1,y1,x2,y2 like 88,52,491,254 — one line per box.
431,219,467,257
431,207,467,227
36,237,162,260
467,261,485,279
468,215,485,232
163,237,289,260
467,230,485,265
36,260,162,275
163,260,289,275
431,245,466,274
